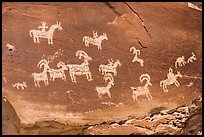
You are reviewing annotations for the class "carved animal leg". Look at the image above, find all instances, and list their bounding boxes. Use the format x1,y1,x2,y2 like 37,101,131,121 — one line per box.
16,86,19,90
147,93,152,101
175,61,178,68
37,37,40,43
87,73,93,81
48,39,51,45
33,37,37,43
107,91,111,98
98,93,102,99
164,85,168,92
174,80,180,87
21,86,24,90
34,80,37,87
37,81,40,87
51,38,53,45
132,56,137,62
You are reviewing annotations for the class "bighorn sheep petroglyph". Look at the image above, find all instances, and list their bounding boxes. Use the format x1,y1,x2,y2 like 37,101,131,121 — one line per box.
66,50,93,83
13,82,27,90
48,62,68,81
130,46,144,67
175,56,186,68
99,58,122,76
32,59,50,87
95,73,114,99
83,31,108,50
160,68,183,92
29,21,62,45
131,74,152,101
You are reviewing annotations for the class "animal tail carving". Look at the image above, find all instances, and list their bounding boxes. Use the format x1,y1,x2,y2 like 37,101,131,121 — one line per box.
82,36,86,43
29,30,33,37
160,81,163,87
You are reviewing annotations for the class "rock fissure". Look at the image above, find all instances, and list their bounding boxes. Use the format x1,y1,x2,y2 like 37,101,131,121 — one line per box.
123,2,151,39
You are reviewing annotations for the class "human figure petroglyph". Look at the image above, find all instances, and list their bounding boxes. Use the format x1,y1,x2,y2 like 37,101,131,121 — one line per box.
32,59,50,87
6,43,15,51
66,50,93,83
13,82,27,90
160,68,183,92
99,59,122,76
131,74,152,101
95,73,114,99
83,32,108,50
175,56,186,68
48,62,68,81
29,21,62,45
187,52,197,63
93,31,98,39
38,21,48,35
130,47,144,67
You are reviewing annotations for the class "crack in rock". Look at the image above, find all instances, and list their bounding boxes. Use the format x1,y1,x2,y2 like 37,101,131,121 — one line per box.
123,2,152,39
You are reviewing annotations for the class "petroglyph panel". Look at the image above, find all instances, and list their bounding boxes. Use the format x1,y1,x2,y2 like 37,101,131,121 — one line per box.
29,21,62,45
131,74,152,101
160,68,183,92
83,31,108,50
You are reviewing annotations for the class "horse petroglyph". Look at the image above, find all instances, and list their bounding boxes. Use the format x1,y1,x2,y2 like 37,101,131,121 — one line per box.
130,47,144,67
95,73,114,99
187,52,197,63
48,62,68,81
29,21,62,45
83,31,108,50
160,68,183,92
13,82,27,90
99,58,122,76
131,74,152,101
66,50,93,83
175,56,186,68
32,59,50,87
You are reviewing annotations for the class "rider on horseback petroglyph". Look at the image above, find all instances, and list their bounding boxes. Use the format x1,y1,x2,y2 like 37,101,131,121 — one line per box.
93,31,98,39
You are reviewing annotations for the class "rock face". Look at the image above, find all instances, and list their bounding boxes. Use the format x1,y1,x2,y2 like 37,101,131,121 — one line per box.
2,2,202,135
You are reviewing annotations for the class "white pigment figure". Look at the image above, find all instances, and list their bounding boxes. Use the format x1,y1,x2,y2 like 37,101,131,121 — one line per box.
187,52,197,63
38,21,48,35
131,74,152,101
47,62,68,81
99,58,122,76
175,56,186,68
6,43,15,51
130,47,144,67
32,59,50,87
29,21,62,45
66,50,93,83
160,68,183,92
82,31,108,50
95,73,114,99
13,82,27,90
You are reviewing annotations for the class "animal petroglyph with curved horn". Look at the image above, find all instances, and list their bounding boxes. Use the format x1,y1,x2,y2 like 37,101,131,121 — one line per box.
66,50,93,83
47,62,68,81
95,73,114,99
29,21,62,45
131,73,152,101
130,46,144,67
32,59,50,87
